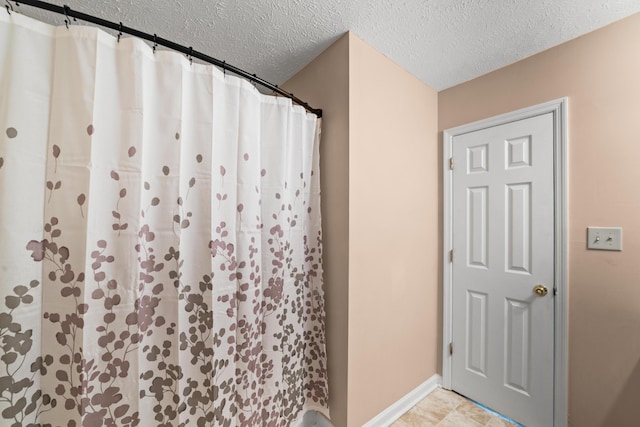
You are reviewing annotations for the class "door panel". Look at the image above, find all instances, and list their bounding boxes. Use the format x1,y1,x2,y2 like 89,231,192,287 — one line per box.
468,186,488,268
505,298,531,395
507,182,531,273
451,113,554,427
466,290,488,376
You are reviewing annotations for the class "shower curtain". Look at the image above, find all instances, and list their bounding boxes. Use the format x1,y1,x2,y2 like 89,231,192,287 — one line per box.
0,11,328,427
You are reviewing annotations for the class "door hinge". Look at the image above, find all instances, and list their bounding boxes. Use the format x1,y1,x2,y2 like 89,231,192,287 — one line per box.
449,157,454,170
554,288,558,296
449,342,453,355
449,249,454,262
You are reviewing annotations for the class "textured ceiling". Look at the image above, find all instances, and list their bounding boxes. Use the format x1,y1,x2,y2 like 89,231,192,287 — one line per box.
14,0,640,91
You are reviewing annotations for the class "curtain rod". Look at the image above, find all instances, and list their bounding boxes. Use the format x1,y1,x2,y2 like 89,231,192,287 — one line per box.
6,0,322,118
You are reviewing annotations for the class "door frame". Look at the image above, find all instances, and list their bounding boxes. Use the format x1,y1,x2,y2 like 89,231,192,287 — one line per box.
442,98,568,427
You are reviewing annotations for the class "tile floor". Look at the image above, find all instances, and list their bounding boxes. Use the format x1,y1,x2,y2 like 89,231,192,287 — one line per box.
390,388,518,427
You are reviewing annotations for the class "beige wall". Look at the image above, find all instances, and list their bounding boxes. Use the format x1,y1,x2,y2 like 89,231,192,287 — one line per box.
347,34,439,426
283,34,351,427
284,33,440,427
439,13,640,427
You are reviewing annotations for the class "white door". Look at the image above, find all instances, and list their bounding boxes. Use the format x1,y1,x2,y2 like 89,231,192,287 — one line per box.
451,113,555,426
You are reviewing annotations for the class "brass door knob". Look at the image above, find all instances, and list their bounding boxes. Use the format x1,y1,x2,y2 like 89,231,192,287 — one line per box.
533,285,548,297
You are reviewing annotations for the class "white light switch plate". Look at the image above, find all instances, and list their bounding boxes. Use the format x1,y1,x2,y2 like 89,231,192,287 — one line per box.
587,227,622,251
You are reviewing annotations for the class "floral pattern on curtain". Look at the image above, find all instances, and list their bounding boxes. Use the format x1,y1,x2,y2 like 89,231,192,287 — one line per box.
0,12,328,427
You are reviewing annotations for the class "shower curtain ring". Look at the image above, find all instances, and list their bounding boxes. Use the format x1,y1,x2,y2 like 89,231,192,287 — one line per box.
152,34,157,53
188,46,193,65
117,22,123,42
63,5,74,29
5,0,13,15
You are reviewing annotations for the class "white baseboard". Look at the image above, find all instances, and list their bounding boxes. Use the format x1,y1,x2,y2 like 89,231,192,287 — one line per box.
362,374,442,427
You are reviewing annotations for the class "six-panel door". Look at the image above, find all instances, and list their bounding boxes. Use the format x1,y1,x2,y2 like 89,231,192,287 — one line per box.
451,113,555,427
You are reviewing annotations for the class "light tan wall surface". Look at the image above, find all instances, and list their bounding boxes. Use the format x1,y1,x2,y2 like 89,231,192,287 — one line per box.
348,33,439,427
282,34,351,427
439,13,640,427
286,32,440,427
